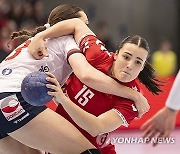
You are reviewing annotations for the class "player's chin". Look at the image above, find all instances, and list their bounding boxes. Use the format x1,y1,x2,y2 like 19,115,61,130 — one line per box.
118,73,133,82
116,74,127,82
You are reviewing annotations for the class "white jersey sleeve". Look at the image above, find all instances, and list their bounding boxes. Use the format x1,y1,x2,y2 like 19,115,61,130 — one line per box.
45,35,81,85
64,35,80,53
166,70,180,110
54,35,81,61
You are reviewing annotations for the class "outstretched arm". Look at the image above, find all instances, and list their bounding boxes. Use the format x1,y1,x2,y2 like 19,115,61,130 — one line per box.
141,70,180,146
141,107,178,146
28,18,92,59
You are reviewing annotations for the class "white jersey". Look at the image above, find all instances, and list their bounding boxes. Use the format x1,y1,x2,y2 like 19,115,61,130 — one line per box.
0,35,79,93
166,70,180,110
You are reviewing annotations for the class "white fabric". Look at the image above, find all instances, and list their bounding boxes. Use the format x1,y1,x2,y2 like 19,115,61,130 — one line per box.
166,70,180,110
44,23,50,29
0,35,79,92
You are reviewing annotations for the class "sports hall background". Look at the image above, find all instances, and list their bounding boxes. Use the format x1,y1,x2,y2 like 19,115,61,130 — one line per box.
0,0,180,154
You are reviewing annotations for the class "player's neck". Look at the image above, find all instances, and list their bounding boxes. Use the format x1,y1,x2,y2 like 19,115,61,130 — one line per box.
108,65,115,78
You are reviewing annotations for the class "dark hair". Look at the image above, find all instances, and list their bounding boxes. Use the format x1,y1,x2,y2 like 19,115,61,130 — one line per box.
7,4,83,47
117,35,162,95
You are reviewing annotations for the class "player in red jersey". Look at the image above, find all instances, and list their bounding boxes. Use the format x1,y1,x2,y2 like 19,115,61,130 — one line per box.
29,17,162,153
46,35,162,153
37,19,162,153
55,37,141,152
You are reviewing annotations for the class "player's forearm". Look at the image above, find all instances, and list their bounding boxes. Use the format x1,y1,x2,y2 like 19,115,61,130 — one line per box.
69,54,139,102
166,70,180,110
81,68,139,102
165,106,179,115
59,97,102,137
36,18,81,40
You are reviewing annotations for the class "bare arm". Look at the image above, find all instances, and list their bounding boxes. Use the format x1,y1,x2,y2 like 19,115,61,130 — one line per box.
57,99,123,137
35,18,92,44
68,53,141,104
28,19,92,58
141,71,180,146
46,72,123,137
141,107,178,146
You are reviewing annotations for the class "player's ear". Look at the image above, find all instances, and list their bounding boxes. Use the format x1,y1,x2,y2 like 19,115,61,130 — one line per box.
140,63,145,71
114,50,118,61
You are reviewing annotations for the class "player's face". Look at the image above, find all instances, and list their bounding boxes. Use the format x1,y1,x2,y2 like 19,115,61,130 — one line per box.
78,11,89,25
112,43,148,82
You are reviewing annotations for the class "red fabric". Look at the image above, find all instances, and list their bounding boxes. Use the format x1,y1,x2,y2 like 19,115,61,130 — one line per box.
54,35,140,153
47,77,180,129
79,35,113,74
55,74,139,153
100,144,116,154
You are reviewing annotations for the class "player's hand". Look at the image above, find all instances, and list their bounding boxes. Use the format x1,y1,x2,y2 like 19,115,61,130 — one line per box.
141,107,178,146
134,93,150,118
45,72,68,104
28,32,48,59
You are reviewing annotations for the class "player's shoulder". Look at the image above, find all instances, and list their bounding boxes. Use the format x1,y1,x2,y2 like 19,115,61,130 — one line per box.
78,33,96,46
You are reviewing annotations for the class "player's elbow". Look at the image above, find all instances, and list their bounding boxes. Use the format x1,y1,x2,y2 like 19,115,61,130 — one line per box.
89,128,102,137
78,72,93,84
88,124,104,137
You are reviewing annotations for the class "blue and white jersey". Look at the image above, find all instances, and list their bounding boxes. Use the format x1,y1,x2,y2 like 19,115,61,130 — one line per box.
0,35,79,92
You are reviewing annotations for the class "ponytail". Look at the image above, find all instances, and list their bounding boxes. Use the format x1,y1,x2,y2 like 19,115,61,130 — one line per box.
7,25,46,48
138,61,163,95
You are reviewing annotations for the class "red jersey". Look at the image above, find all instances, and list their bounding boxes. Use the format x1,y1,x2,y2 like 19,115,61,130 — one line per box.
56,35,139,154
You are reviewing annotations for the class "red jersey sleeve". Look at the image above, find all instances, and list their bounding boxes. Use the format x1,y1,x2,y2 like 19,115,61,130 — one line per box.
78,35,114,74
112,98,138,127
112,81,140,127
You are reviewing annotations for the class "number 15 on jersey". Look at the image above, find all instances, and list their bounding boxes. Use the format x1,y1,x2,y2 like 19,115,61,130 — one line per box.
74,85,95,106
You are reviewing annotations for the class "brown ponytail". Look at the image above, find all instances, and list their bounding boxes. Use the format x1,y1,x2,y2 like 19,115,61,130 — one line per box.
138,61,163,95
7,26,46,48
